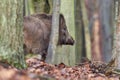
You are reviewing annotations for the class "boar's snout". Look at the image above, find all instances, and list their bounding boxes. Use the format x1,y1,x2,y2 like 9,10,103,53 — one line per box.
65,36,74,45
58,35,74,45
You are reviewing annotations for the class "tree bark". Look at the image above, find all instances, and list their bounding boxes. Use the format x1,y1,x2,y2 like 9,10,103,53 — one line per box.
53,0,76,66
0,0,26,68
28,0,35,15
80,0,91,60
87,0,103,61
74,0,85,63
99,0,113,62
112,0,120,69
45,0,60,63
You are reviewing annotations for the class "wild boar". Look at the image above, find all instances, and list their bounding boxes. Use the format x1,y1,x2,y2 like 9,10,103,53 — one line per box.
23,13,74,60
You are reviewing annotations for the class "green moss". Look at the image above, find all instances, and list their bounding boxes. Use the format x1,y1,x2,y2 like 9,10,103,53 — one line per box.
0,0,26,69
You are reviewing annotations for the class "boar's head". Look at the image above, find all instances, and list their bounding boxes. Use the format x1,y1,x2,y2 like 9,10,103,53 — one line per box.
58,14,74,45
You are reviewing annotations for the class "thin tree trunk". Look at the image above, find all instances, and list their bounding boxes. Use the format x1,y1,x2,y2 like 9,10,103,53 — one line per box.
91,12,103,61
75,0,85,63
0,0,26,68
28,0,34,14
45,0,60,63
49,0,53,14
80,0,91,60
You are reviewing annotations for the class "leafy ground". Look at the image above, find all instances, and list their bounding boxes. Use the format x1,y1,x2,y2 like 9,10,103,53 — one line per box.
0,58,119,80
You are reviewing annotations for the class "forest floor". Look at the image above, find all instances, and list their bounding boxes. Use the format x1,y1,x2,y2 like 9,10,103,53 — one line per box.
0,58,120,80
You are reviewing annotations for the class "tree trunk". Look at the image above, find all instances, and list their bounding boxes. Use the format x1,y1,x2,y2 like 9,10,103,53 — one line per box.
74,0,86,63
115,16,120,69
27,0,35,15
48,0,53,14
45,0,60,63
0,0,26,68
87,0,103,61
53,0,76,66
112,0,120,69
80,0,91,60
99,0,113,62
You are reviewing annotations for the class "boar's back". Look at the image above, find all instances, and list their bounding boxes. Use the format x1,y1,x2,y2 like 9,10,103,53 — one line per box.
23,16,51,54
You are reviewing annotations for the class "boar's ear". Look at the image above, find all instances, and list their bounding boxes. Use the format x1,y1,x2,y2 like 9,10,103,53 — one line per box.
59,14,65,25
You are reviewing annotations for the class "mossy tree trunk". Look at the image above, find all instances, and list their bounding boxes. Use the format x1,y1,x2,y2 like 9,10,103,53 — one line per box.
74,0,85,63
53,0,76,66
24,0,35,15
26,0,35,15
0,0,26,68
33,0,46,13
80,0,91,60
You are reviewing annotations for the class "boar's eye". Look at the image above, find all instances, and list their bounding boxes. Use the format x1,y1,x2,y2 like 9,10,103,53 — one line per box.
61,30,66,36
63,27,66,30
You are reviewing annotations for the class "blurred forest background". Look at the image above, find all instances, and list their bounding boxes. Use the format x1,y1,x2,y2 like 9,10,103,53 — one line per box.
23,0,119,65
0,0,120,69
24,0,120,65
